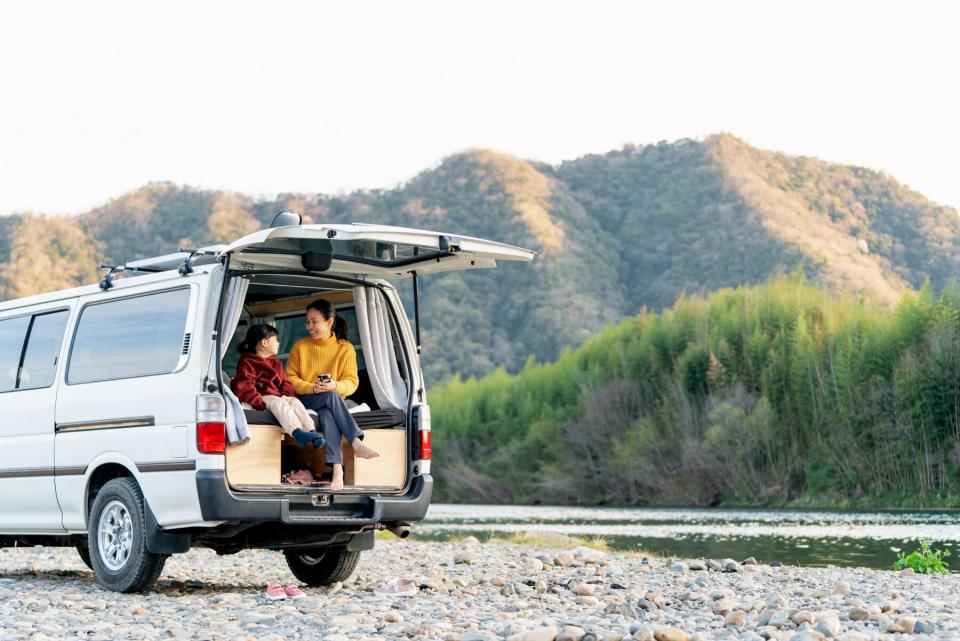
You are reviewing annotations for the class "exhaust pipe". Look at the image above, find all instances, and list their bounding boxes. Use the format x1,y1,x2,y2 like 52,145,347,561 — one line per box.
385,523,411,539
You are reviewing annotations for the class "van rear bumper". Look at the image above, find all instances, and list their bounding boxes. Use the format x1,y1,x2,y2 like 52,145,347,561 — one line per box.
195,470,433,526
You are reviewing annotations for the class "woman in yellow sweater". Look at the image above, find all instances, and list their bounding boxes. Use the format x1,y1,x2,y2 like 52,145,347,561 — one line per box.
286,300,378,490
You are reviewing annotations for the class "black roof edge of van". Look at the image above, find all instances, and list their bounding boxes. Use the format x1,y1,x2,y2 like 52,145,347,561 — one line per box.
237,246,455,270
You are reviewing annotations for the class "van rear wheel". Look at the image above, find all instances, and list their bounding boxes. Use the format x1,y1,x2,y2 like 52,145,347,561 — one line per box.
284,547,360,586
88,477,167,593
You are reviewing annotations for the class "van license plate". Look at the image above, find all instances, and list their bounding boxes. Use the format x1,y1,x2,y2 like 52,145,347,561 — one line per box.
310,494,331,507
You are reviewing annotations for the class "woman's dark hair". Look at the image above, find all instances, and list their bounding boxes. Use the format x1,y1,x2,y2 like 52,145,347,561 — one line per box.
238,324,279,354
306,299,348,341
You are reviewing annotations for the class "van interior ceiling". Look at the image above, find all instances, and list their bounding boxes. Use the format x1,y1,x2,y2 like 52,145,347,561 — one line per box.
221,271,410,494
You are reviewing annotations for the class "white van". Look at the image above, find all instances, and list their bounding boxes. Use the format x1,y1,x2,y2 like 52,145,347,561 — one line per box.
0,214,533,592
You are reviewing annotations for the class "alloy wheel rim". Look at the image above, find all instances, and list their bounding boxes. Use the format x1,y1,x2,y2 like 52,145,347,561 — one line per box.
98,500,133,571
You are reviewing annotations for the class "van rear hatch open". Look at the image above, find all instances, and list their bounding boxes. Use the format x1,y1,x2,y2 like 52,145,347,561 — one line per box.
217,223,534,498
219,223,535,277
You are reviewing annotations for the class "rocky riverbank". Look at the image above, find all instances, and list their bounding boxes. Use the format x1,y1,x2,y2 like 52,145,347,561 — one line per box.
0,538,958,641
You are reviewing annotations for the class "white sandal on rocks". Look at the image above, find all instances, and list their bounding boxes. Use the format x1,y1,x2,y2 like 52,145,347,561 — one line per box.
373,578,417,597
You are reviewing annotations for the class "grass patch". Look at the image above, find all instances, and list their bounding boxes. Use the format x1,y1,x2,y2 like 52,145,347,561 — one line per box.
404,529,660,558
498,532,661,558
786,489,960,510
501,531,612,552
445,533,484,544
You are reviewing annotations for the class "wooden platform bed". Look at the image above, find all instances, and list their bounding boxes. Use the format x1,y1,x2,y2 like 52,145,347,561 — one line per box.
225,408,408,491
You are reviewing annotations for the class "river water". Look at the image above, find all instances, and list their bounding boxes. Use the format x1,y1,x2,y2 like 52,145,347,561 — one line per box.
415,504,960,570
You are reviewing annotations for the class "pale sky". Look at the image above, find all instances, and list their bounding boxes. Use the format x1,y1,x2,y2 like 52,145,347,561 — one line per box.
1,1,957,216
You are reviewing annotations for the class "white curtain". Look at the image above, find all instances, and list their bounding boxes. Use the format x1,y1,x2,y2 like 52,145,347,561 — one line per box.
220,276,250,444
354,287,406,409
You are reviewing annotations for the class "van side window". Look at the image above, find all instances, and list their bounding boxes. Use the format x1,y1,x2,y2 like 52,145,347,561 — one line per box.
68,288,191,384
0,316,30,392
19,310,69,390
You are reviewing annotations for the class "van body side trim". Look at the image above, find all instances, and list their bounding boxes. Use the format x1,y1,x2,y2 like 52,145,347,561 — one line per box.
136,461,197,473
0,466,86,478
55,416,156,433
0,461,198,478
0,467,53,479
54,466,87,477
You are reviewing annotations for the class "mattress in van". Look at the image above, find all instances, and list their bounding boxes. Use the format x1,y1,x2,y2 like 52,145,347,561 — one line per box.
243,408,406,430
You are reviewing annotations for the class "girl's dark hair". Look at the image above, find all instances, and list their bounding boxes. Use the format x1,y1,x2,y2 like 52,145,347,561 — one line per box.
306,299,348,341
238,324,279,354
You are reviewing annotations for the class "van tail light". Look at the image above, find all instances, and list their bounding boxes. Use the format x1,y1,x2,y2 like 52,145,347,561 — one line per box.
419,430,432,460
196,394,226,455
197,422,226,454
414,404,432,461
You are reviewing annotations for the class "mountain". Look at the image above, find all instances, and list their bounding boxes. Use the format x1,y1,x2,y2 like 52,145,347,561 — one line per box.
1,134,957,382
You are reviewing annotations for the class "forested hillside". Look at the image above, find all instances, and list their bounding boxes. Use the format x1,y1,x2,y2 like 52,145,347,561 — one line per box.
1,135,957,382
431,275,960,507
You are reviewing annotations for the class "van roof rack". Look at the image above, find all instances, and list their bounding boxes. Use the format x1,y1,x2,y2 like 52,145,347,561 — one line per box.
122,245,226,275
115,209,296,276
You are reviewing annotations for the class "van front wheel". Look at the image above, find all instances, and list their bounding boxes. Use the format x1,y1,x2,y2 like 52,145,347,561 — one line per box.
88,477,167,593
284,547,360,586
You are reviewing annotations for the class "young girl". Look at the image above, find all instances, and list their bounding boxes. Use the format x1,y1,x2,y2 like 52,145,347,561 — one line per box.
231,324,325,450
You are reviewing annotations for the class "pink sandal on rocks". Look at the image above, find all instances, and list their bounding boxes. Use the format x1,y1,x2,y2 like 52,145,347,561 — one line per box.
265,583,286,600
283,585,306,600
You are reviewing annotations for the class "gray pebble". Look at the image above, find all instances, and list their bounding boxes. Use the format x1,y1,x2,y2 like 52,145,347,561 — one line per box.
722,559,742,573
915,620,935,634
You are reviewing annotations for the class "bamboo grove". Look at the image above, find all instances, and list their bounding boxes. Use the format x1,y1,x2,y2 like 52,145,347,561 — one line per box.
430,274,960,507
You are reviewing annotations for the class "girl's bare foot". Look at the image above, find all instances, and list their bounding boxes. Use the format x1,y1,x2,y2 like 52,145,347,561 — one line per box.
330,464,344,491
351,437,379,459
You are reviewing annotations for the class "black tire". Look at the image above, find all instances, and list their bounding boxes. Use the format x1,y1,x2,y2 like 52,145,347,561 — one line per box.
88,477,167,593
76,541,93,570
284,547,361,586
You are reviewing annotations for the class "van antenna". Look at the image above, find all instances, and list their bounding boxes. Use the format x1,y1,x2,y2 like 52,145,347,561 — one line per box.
177,248,220,276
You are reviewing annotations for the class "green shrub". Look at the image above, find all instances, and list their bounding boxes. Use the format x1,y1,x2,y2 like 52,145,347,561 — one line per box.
892,540,951,574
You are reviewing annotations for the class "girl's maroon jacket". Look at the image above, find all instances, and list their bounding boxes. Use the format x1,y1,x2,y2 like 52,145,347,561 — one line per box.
231,352,299,410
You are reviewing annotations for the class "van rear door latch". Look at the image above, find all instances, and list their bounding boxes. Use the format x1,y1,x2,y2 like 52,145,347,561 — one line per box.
310,494,331,507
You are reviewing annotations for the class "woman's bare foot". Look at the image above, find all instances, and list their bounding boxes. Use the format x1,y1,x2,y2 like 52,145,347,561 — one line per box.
330,464,344,491
351,437,379,459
